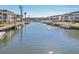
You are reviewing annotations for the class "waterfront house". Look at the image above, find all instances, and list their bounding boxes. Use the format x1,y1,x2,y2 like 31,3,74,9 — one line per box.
55,15,62,21
63,13,75,22
49,15,62,21
62,11,79,22
49,16,55,21
0,9,16,23
49,11,79,22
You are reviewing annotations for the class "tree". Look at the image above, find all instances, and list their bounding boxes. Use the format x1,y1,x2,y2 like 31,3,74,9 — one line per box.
16,14,20,18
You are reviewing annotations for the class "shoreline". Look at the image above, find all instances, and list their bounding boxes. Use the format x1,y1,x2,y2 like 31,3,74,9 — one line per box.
0,22,25,40
42,21,79,30
0,22,25,32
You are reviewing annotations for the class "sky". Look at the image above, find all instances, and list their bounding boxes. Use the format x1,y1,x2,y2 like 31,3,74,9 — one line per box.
0,5,79,17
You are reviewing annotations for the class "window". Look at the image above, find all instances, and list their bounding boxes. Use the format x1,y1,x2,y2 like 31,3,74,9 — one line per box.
75,16,79,20
3,13,7,19
70,16,74,20
64,16,69,20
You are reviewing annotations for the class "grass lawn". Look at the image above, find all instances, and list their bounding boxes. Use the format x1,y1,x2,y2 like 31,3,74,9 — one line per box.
54,22,79,27
0,22,24,27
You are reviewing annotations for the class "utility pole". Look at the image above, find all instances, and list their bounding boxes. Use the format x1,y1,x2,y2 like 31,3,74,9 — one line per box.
19,5,23,22
19,5,23,41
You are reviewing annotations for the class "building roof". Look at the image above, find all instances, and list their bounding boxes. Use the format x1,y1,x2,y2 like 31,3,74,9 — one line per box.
0,9,15,14
70,11,79,13
63,11,79,16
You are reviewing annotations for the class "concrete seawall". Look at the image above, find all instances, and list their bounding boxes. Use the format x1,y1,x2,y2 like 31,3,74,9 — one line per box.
0,22,25,40
0,22,25,32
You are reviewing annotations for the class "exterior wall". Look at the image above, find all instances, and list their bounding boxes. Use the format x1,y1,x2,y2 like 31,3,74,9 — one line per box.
63,13,79,22
50,16,55,21
0,10,16,22
46,11,79,22
50,15,62,21
55,15,62,21
50,11,79,22
63,15,74,22
74,13,79,22
63,15,69,21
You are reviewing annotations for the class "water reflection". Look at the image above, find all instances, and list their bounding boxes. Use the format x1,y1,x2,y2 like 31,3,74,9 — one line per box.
0,30,17,48
20,26,23,41
64,29,79,40
0,22,79,53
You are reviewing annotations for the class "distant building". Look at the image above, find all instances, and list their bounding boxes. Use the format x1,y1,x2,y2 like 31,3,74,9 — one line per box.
63,13,75,22
0,9,16,22
49,16,55,21
49,11,79,22
62,11,79,22
49,15,62,21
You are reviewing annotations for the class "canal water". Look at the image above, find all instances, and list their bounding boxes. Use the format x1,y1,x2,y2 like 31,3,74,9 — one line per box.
0,22,79,54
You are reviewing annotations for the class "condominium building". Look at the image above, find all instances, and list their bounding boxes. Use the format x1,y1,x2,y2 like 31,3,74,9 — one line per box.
49,15,62,21
0,9,16,22
62,12,78,22
49,11,79,22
